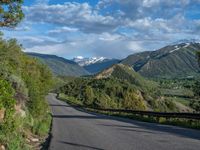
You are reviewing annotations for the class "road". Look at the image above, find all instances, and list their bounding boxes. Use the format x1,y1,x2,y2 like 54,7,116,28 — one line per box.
47,93,200,150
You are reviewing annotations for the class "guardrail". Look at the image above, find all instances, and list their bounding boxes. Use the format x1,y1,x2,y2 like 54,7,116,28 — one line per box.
86,108,200,120
56,94,200,120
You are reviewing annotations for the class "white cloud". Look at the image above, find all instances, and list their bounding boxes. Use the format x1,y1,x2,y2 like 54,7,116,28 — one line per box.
99,33,123,41
23,2,119,33
5,0,200,59
24,32,142,59
36,0,50,5
48,26,79,34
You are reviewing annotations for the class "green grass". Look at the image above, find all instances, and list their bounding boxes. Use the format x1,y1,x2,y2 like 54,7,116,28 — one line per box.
168,97,191,106
59,93,83,106
161,88,194,98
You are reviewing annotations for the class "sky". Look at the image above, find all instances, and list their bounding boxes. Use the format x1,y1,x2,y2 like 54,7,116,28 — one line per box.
2,0,200,59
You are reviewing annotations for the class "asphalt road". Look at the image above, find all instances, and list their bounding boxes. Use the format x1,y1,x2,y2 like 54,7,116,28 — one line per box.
47,93,200,150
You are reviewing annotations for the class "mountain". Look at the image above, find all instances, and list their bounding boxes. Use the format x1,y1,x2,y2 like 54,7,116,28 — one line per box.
84,59,119,74
122,42,200,78
28,53,90,76
72,56,119,74
171,39,200,45
95,64,156,91
59,64,179,112
72,56,107,66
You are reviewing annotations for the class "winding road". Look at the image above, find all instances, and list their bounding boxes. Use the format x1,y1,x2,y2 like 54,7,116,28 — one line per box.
47,93,200,150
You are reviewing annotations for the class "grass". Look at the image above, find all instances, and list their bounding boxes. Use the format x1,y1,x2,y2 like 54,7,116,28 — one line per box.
59,93,83,106
0,108,52,150
0,114,29,150
161,88,194,98
58,93,200,130
169,97,191,106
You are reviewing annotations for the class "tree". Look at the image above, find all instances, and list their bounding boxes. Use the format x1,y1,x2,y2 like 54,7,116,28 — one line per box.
197,51,200,67
190,51,200,112
83,86,94,106
122,91,146,110
0,0,24,27
193,51,200,97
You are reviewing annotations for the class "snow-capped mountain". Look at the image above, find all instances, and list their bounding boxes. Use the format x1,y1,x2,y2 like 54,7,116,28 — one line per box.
171,39,200,45
72,56,107,66
122,41,200,78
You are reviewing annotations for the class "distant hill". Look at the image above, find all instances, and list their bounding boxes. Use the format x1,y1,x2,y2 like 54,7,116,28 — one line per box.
84,59,119,74
95,64,157,92
27,53,89,76
122,42,200,78
59,64,179,112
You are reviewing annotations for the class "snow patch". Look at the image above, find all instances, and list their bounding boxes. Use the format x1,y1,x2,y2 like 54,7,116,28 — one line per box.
72,57,107,66
183,43,190,48
169,47,180,53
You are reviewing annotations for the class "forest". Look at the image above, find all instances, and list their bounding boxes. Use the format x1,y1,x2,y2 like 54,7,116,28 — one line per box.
58,64,179,112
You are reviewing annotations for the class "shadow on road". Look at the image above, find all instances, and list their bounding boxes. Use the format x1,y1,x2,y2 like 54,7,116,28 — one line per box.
50,104,72,107
50,102,200,141
59,141,105,150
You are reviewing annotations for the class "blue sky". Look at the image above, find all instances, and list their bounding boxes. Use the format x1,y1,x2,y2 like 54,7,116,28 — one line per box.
3,0,200,59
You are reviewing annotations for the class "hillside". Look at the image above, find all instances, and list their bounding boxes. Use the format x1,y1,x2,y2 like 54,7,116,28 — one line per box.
122,42,200,78
28,53,89,76
95,64,148,88
59,64,179,112
0,38,53,149
84,59,119,74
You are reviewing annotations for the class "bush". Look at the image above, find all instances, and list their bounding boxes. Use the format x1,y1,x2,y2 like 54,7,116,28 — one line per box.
0,36,53,149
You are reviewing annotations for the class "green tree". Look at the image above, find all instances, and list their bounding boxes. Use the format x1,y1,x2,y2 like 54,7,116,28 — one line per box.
193,51,200,97
122,91,146,110
0,78,15,116
0,0,24,27
190,51,200,111
83,86,94,106
197,51,200,67
190,100,200,112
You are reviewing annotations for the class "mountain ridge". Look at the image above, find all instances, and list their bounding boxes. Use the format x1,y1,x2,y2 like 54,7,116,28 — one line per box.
27,53,90,77
122,42,200,78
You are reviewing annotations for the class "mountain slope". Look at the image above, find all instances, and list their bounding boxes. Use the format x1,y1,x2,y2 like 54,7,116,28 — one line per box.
122,43,200,78
59,64,179,112
95,64,157,92
0,38,53,149
84,59,119,74
28,53,89,76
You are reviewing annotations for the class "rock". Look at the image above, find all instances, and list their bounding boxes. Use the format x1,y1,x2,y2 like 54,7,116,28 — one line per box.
15,105,26,117
26,138,31,143
31,138,39,142
18,109,26,117
0,145,5,150
0,109,5,122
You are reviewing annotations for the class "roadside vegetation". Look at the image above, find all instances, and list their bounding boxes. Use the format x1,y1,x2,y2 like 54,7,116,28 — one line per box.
56,55,200,129
0,1,54,149
58,93,200,130
0,36,53,149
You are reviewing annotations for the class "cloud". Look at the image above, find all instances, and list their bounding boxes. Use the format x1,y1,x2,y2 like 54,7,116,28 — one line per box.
17,35,60,48
48,26,79,34
36,0,50,5
5,0,200,59
24,32,143,59
23,0,200,35
23,2,119,34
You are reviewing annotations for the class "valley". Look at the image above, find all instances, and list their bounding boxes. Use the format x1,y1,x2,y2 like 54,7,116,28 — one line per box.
28,41,200,113
1,1,200,150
